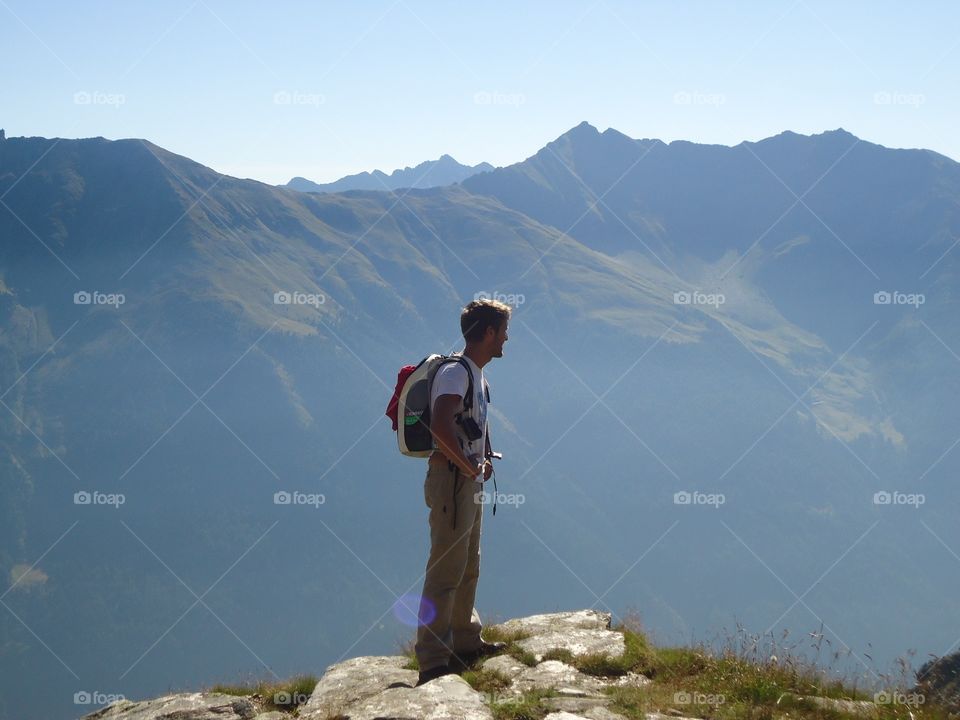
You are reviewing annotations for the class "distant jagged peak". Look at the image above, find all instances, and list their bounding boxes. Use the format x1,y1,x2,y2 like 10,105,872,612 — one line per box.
284,153,493,194
739,127,863,148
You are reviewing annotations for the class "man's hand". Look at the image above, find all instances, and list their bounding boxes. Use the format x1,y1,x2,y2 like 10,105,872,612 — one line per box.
465,453,485,480
432,394,481,477
483,459,493,481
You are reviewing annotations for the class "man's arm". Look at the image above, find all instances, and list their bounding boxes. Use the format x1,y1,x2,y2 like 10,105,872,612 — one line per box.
432,394,483,477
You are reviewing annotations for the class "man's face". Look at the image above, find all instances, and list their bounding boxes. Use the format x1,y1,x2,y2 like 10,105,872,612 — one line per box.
490,319,509,358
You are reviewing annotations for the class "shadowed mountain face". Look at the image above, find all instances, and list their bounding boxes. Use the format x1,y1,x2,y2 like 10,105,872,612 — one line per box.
285,153,495,193
1,124,959,720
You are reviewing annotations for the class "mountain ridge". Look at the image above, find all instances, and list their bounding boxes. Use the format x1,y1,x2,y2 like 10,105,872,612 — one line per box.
284,153,496,194
2,122,960,720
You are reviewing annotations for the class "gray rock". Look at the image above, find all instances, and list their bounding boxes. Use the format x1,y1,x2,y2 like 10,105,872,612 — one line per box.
480,658,608,698
646,713,701,720
798,695,877,717
582,708,630,720
518,630,626,663
610,671,652,688
497,610,625,662
78,693,257,720
299,655,417,718
341,674,493,719
480,655,527,677
542,696,614,713
498,610,614,635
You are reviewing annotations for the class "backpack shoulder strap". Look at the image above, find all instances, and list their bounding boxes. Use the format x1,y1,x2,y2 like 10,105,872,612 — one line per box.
454,356,475,412
433,355,475,413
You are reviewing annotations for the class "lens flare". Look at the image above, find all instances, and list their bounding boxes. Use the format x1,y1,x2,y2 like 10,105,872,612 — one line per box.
392,593,435,627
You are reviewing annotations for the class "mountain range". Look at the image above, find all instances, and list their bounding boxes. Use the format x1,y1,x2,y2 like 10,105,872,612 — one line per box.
1,122,959,720
284,153,494,193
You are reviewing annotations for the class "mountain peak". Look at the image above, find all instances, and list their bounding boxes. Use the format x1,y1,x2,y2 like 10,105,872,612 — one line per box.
558,120,601,141
819,127,858,140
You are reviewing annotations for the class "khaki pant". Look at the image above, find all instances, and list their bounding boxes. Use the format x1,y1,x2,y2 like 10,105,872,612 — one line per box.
414,457,484,672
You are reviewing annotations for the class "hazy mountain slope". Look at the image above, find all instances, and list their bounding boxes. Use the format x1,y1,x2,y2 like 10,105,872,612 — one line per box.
1,128,959,720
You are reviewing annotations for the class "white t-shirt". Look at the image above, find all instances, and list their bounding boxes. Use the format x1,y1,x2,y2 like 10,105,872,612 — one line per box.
430,354,489,459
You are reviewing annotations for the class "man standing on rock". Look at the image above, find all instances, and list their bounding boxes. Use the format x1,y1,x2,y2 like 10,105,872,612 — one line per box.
415,298,511,686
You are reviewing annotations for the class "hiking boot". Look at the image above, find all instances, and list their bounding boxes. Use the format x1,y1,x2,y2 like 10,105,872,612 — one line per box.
415,664,456,686
451,640,507,669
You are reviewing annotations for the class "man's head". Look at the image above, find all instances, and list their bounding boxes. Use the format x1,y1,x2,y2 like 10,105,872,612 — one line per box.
461,299,511,361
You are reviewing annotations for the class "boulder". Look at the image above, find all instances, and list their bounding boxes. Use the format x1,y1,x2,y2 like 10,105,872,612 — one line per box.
497,610,625,661
543,712,630,720
481,656,607,697
340,673,493,719
541,696,615,714
79,693,258,720
299,655,417,718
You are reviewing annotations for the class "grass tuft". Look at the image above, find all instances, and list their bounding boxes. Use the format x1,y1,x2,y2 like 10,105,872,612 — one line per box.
207,673,317,713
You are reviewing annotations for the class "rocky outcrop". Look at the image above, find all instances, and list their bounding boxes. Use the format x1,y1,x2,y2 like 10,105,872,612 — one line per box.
78,692,263,719
75,609,888,720
498,609,627,661
915,652,960,715
81,610,644,720
298,655,417,717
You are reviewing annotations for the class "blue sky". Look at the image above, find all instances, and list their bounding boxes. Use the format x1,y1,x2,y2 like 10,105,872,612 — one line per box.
2,1,958,185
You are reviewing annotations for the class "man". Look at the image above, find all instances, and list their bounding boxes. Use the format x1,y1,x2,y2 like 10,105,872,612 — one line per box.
414,298,511,686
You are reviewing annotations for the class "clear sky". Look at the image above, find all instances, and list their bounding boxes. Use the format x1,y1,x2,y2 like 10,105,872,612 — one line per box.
2,1,957,185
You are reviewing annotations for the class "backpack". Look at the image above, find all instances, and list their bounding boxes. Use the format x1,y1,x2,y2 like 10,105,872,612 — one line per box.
386,354,481,457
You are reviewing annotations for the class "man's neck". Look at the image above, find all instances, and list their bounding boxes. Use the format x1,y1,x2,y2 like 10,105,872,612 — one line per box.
461,345,489,369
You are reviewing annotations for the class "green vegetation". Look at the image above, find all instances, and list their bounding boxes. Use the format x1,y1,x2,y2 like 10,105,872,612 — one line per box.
206,673,317,713
488,688,558,720
390,612,954,720
542,625,657,678
480,626,538,667
470,613,952,720
398,636,419,670
462,667,513,695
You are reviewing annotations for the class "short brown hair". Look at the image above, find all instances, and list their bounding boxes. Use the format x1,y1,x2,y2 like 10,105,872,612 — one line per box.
461,299,512,343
